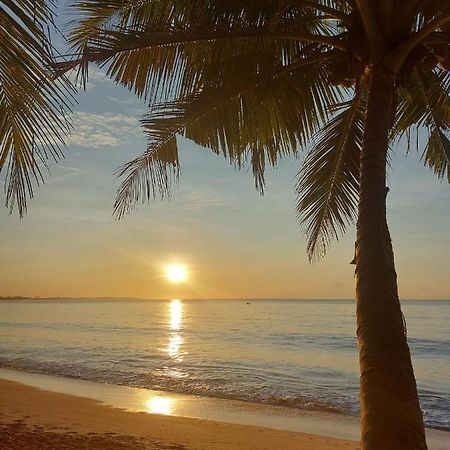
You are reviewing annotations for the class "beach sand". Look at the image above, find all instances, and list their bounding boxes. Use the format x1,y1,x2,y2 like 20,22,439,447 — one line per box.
0,379,360,450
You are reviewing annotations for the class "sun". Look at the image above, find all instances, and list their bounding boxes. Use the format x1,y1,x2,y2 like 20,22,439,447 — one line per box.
165,264,188,283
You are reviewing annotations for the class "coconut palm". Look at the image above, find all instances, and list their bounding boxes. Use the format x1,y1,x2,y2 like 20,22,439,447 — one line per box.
0,0,74,216
61,1,449,448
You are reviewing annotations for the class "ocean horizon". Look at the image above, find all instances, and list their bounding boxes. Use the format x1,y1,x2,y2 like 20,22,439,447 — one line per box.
2,297,450,301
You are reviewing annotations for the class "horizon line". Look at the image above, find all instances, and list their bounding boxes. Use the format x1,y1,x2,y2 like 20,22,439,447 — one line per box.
1,296,449,302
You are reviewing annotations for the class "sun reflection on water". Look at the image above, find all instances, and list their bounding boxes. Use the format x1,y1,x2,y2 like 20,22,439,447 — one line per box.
167,299,184,361
170,299,182,331
167,334,183,358
145,395,174,415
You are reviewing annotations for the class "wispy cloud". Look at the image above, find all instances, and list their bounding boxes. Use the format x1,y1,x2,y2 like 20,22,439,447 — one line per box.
68,67,112,91
45,165,82,185
107,96,143,106
68,112,140,148
88,67,110,83
181,189,226,211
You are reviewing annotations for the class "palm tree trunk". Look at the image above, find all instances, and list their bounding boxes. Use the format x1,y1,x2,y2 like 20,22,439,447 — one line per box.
356,69,427,450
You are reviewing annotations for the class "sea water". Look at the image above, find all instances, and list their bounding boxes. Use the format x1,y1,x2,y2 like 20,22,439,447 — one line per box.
0,299,448,430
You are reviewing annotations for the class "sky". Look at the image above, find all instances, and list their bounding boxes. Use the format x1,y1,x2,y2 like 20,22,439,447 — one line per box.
0,9,449,300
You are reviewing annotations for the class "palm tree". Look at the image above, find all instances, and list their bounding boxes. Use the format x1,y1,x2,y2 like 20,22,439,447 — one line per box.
60,1,449,448
0,0,74,216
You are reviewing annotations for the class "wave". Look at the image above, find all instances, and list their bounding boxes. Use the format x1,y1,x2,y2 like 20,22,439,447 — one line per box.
0,357,447,431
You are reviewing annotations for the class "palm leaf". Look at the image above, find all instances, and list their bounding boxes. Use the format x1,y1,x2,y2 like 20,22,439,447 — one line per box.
113,50,342,217
297,94,365,260
423,128,450,181
418,71,450,182
394,69,450,183
114,138,180,219
0,0,74,216
63,0,348,103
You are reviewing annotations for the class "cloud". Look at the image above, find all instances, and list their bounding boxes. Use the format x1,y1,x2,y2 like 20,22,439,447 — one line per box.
67,67,112,91
88,67,110,84
181,189,226,211
107,96,143,106
45,165,82,185
68,112,140,149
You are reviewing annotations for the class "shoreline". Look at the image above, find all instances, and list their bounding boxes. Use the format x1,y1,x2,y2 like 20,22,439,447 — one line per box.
1,369,449,449
0,368,360,440
0,376,357,450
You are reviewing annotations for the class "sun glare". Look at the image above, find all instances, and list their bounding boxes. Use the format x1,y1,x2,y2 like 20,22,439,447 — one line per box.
165,264,187,283
145,395,174,415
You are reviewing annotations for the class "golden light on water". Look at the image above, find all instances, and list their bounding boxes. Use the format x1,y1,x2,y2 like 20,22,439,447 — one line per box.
165,264,187,283
145,395,173,415
170,299,182,330
168,334,183,358
167,299,183,360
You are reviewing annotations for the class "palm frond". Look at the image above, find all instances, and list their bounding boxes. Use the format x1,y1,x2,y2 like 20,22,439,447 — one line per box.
113,50,342,218
63,0,348,103
66,0,157,88
423,128,450,182
394,69,450,183
297,94,365,260
114,138,180,219
0,0,75,216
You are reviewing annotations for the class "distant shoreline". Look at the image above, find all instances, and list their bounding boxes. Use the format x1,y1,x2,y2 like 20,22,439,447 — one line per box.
1,296,449,302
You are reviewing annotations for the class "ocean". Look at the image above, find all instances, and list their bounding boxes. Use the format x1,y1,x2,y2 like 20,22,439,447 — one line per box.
0,299,448,430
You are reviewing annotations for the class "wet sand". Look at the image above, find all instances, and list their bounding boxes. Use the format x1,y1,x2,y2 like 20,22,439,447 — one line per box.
0,379,359,450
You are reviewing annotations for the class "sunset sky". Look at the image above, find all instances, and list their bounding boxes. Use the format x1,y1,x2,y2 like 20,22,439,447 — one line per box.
1,65,449,300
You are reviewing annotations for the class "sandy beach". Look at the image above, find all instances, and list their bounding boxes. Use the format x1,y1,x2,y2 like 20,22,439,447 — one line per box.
0,378,360,450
